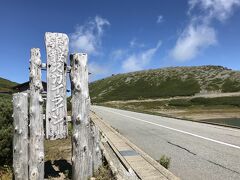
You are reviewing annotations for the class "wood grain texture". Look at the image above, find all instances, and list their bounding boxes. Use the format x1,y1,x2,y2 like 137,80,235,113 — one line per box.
70,53,93,179
100,141,138,180
13,92,29,180
90,119,102,172
45,32,68,140
29,48,44,180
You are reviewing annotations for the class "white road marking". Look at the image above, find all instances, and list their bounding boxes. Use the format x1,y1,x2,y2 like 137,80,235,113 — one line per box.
95,107,240,150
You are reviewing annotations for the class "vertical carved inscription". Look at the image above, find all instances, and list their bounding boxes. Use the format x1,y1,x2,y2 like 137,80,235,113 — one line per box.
45,32,68,140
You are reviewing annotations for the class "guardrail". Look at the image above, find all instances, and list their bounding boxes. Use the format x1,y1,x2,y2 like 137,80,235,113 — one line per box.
91,111,180,180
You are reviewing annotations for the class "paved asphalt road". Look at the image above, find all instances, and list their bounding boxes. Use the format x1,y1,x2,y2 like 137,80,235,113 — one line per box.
92,105,240,180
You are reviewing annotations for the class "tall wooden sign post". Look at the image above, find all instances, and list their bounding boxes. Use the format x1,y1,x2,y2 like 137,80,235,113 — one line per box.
45,32,68,140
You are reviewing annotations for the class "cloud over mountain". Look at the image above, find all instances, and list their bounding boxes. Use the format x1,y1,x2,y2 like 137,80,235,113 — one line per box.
70,16,110,54
170,0,240,61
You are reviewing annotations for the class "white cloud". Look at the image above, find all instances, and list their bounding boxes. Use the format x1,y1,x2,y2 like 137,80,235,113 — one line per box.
122,41,161,72
89,62,108,75
170,25,217,61
129,38,145,48
110,49,125,61
189,0,240,22
70,16,110,54
88,62,109,81
171,0,240,61
157,15,164,24
130,39,137,47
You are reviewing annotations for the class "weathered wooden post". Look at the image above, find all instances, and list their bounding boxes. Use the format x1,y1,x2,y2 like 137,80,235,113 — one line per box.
45,32,68,140
90,120,102,172
29,48,44,180
13,92,29,180
70,53,93,179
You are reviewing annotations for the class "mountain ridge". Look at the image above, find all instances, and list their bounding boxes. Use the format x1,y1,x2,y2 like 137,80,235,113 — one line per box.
89,65,240,103
0,77,18,92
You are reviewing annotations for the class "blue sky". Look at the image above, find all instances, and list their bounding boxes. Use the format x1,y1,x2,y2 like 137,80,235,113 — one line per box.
1,0,240,83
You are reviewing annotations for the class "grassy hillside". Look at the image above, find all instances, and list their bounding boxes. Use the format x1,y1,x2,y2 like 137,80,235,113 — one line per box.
0,77,17,169
0,94,13,167
90,65,240,103
0,77,18,92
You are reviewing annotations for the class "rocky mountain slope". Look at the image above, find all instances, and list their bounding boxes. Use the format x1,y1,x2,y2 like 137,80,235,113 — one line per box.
90,65,240,102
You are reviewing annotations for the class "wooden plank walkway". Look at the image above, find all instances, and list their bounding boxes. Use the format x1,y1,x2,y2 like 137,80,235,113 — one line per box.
91,111,180,180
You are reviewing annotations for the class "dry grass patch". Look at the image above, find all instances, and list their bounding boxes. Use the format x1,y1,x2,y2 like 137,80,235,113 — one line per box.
44,137,72,162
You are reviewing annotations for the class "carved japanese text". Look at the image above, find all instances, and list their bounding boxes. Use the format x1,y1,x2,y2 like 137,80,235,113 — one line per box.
45,32,69,140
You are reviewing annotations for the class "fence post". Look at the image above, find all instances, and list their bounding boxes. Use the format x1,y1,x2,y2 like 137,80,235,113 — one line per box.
13,92,29,180
70,53,93,179
90,119,102,172
29,48,44,180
